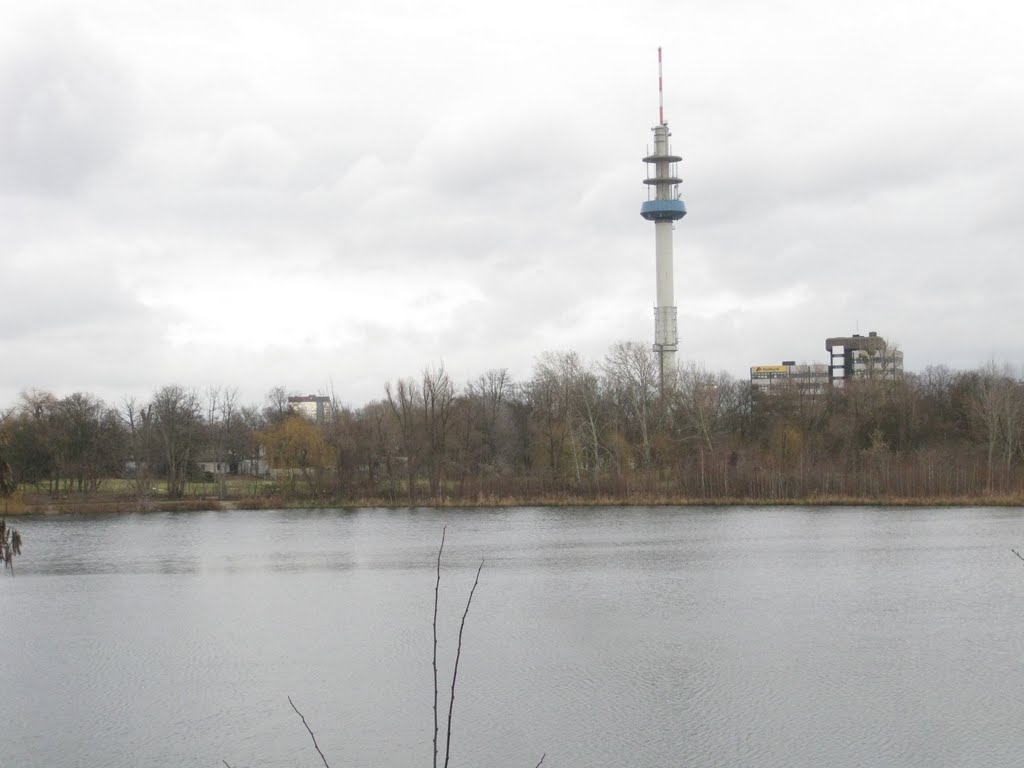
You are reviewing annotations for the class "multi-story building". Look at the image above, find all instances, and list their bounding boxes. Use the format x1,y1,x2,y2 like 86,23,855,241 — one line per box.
825,331,903,386
750,331,903,395
749,361,830,395
288,395,331,423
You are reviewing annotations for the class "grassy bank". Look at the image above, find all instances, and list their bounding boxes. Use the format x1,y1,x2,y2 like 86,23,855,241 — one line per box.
5,489,1024,515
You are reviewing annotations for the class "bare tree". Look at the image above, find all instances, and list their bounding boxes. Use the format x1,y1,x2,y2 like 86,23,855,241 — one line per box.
528,351,611,482
53,393,124,493
603,341,662,469
121,397,153,506
422,364,456,500
386,378,422,504
672,363,737,495
150,386,203,498
8,390,59,493
525,355,573,478
969,363,1020,494
466,369,515,469
323,401,362,499
0,418,16,498
362,400,398,502
205,386,244,499
263,385,294,424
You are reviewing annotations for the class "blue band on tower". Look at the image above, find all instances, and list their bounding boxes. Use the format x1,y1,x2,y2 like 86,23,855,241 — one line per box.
640,199,686,221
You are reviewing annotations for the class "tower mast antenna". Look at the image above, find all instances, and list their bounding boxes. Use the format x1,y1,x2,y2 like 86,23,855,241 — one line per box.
658,46,665,125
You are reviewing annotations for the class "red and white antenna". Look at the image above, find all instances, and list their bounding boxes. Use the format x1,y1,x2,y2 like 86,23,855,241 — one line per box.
658,46,665,125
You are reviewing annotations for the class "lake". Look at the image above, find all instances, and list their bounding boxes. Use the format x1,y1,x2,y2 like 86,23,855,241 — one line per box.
2,506,1024,767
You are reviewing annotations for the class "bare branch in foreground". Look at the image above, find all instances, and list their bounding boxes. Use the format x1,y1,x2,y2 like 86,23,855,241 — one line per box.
222,761,233,768
534,753,546,768
433,526,446,768
1012,548,1024,563
289,696,331,768
442,558,484,768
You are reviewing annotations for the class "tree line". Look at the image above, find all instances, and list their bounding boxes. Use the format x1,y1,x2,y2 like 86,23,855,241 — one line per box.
1,342,1023,505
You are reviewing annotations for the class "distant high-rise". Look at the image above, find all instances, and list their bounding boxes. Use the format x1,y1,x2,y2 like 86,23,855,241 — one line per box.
640,47,686,390
825,331,904,385
749,362,830,396
748,330,903,397
288,394,331,423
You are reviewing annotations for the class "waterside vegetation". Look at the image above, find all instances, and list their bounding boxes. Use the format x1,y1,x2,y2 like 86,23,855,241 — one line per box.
2,343,1024,513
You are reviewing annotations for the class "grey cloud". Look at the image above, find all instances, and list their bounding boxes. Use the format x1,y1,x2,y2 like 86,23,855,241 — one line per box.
0,283,172,406
412,110,583,205
204,123,300,189
0,262,158,340
0,22,137,196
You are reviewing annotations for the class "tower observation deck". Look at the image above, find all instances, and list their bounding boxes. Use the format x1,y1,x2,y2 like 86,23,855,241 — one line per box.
641,48,686,388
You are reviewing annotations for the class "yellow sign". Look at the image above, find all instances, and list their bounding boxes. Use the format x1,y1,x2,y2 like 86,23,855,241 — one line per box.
751,365,788,374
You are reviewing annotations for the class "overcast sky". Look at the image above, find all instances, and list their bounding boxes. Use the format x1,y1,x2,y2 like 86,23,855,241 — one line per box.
1,0,1022,409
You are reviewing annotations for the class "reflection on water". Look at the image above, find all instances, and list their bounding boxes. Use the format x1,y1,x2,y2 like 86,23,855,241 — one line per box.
3,506,1024,768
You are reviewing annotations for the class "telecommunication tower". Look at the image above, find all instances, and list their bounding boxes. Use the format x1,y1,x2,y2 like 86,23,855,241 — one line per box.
640,47,686,388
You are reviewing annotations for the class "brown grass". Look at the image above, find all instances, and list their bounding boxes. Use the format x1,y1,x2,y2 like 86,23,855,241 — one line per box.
7,488,1023,515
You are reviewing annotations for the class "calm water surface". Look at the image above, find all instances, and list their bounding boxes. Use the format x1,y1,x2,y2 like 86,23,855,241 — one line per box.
3,506,1024,767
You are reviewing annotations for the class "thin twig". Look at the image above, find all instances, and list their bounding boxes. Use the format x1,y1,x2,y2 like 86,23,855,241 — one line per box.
222,761,233,768
288,696,331,768
433,526,446,768
534,753,546,768
1012,548,1024,563
443,557,484,768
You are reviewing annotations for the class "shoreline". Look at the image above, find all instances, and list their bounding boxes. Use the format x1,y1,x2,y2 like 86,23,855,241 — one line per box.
4,493,1024,515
